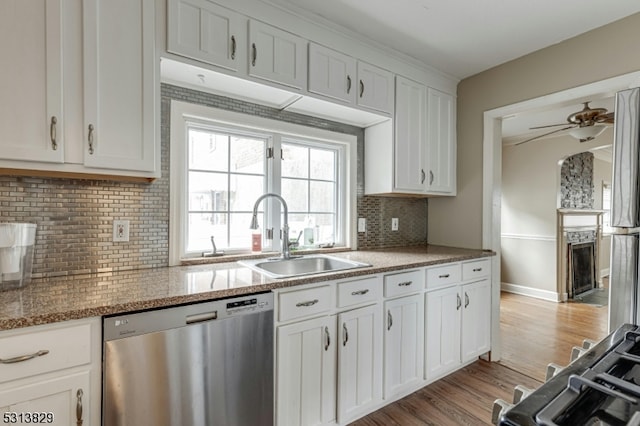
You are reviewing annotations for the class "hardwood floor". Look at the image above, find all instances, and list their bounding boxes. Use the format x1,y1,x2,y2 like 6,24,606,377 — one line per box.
351,292,609,425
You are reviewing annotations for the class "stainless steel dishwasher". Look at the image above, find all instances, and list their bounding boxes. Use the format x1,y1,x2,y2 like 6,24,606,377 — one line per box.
102,292,274,426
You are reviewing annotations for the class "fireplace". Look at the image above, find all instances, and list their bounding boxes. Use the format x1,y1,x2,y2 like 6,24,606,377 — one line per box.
568,241,597,297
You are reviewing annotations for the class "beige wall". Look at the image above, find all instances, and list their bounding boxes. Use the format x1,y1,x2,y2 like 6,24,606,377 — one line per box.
428,12,640,249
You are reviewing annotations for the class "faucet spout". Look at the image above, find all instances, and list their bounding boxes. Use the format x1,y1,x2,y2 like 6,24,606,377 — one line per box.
250,193,293,259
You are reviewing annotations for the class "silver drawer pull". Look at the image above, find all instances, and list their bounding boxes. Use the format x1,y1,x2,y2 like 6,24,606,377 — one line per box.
473,268,483,272
439,274,450,279
0,349,49,364
398,281,413,287
351,289,369,296
296,299,319,307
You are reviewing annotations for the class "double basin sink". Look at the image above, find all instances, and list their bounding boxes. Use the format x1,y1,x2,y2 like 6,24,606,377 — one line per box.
238,254,371,279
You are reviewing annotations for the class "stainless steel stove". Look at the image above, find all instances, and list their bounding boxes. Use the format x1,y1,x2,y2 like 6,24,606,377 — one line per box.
500,324,640,426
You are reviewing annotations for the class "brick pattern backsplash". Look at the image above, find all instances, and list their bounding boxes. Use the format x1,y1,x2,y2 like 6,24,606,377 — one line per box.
0,84,428,278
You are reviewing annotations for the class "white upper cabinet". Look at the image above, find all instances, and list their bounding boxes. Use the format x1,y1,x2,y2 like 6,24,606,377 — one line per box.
248,20,306,90
394,76,428,193
308,43,357,104
82,0,157,173
356,61,393,114
426,88,456,195
167,0,244,72
0,0,64,164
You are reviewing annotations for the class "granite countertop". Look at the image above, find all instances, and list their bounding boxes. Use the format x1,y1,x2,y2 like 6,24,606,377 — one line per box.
0,245,493,331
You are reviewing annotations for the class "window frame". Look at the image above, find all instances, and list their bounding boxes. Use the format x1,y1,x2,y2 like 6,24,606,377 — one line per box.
169,100,358,265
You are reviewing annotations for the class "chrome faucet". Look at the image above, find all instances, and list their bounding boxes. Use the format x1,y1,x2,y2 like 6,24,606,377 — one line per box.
250,193,296,260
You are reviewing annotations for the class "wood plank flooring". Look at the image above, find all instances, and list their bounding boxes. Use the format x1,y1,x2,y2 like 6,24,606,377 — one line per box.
351,292,609,425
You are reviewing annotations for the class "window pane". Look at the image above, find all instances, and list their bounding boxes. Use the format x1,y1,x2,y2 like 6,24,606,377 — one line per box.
229,213,260,248
311,214,335,244
188,130,228,171
282,144,308,178
187,213,227,252
282,178,308,212
310,181,335,212
188,172,228,211
230,174,264,211
288,214,308,244
230,136,265,174
310,148,336,180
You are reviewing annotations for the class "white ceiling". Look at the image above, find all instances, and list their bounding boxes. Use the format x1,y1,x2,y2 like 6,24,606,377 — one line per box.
265,0,640,80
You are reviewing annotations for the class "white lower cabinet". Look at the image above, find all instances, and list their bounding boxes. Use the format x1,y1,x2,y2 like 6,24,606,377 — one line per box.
425,260,492,382
425,285,461,380
337,304,383,423
0,318,101,426
383,293,424,398
276,315,337,426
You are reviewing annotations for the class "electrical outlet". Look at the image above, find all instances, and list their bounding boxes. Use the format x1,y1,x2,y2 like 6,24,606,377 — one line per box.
113,220,130,242
358,218,366,233
391,217,399,231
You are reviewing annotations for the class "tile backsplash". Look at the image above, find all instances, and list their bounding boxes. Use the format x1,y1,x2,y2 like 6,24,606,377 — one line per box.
0,84,427,278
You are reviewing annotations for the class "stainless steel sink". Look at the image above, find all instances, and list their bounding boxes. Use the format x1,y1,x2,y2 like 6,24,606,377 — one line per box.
238,254,371,279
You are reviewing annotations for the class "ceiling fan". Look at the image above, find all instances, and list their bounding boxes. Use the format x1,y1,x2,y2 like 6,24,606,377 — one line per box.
516,102,615,145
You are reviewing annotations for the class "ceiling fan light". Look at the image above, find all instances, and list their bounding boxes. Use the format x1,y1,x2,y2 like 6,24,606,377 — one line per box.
568,125,607,142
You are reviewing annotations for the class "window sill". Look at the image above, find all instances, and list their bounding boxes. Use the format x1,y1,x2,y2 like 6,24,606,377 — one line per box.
180,246,352,266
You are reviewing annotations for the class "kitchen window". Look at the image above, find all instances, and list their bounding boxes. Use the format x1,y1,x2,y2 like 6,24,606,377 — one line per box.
169,101,357,264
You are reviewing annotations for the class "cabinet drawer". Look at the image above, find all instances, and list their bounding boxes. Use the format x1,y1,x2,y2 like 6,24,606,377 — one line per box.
337,276,382,308
278,285,333,322
426,263,461,289
462,259,491,281
0,322,92,384
384,270,424,298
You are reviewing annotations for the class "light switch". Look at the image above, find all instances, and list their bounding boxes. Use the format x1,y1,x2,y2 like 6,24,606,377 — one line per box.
391,218,399,231
358,218,366,233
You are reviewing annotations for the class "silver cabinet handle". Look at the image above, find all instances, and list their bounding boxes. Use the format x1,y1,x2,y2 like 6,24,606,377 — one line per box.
88,124,95,155
230,36,236,60
343,323,348,346
429,170,434,185
387,310,393,330
439,274,450,279
324,326,330,351
398,281,412,287
76,389,84,426
346,75,352,94
296,299,319,307
421,169,426,184
50,116,58,150
473,268,483,272
0,349,49,364
456,294,462,310
251,43,257,66
465,292,470,308
351,289,369,296
359,80,364,97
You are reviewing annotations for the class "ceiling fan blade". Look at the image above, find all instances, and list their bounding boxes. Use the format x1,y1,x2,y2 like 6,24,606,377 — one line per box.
514,125,576,146
597,112,615,124
529,123,571,130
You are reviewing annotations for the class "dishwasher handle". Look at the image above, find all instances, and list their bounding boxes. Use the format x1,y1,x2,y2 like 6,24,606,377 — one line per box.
186,311,218,324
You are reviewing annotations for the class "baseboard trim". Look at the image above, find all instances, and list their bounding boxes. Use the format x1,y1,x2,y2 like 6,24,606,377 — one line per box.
501,282,562,302
600,268,610,278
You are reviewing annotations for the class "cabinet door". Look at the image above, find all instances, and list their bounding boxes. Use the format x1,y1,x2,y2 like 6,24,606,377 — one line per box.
308,43,357,104
426,88,456,194
249,20,306,90
0,0,64,164
337,305,382,423
425,286,461,380
383,294,424,398
394,76,427,193
167,0,244,72
277,316,337,426
357,62,393,114
0,371,90,426
83,0,157,173
461,279,491,362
